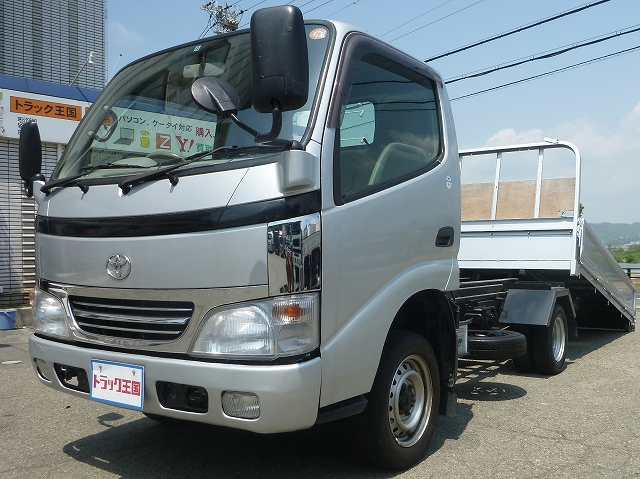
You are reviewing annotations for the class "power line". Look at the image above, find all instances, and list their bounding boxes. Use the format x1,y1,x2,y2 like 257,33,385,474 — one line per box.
425,0,612,62
198,14,214,38
239,0,315,29
238,0,277,29
326,0,360,18
446,23,640,84
389,0,486,43
450,43,640,101
243,0,268,10
296,0,322,9
304,0,337,15
380,0,455,38
200,1,244,36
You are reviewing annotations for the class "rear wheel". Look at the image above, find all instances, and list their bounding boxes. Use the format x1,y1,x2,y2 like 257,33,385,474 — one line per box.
352,331,440,470
532,304,567,375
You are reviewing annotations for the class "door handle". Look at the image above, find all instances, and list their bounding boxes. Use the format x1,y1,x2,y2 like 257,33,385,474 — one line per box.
435,226,455,247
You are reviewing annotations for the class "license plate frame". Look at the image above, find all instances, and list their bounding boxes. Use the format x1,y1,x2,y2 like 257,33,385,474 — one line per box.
90,359,144,410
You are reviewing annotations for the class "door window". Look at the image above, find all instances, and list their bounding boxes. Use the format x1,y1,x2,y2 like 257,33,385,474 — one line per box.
337,52,442,200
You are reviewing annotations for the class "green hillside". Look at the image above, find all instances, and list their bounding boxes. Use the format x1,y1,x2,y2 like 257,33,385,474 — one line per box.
589,222,640,248
608,244,640,264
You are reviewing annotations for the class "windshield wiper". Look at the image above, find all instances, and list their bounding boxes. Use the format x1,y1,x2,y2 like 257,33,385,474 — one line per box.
117,144,284,194
40,163,149,194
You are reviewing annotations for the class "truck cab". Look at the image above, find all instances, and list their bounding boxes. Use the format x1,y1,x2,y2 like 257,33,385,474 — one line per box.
22,6,460,470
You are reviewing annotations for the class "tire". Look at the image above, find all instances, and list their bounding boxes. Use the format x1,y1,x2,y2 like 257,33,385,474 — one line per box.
467,329,527,361
532,304,567,375
351,331,440,470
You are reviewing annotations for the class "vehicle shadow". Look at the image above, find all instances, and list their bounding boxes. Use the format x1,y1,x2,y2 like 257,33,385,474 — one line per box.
456,327,628,382
427,402,473,455
62,408,473,478
456,359,529,399
565,328,627,362
61,328,629,477
63,418,370,478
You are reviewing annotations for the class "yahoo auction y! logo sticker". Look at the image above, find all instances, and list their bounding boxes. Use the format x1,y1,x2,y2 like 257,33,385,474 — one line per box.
106,254,131,280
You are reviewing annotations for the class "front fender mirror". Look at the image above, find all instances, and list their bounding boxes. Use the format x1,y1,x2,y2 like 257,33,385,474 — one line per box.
18,121,44,198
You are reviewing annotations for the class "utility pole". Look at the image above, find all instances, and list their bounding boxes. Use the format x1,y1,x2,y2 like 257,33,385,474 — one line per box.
69,51,95,86
201,1,242,36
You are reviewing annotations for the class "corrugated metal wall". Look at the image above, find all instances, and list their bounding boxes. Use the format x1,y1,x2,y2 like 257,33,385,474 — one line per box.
0,0,103,308
0,0,106,90
0,139,60,307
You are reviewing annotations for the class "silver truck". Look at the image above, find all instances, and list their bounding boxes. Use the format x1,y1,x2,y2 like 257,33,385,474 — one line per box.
19,5,635,470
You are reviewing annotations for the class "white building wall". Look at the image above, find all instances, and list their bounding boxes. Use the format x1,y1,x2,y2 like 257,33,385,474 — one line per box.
0,87,90,307
0,139,60,307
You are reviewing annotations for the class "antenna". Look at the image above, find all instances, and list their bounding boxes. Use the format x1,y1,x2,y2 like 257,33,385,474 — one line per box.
201,1,243,36
109,53,123,82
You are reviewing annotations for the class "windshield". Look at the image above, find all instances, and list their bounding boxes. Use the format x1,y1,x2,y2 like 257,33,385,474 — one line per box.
52,24,331,181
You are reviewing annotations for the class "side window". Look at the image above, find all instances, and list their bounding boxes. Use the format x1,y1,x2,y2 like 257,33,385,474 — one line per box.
338,52,441,199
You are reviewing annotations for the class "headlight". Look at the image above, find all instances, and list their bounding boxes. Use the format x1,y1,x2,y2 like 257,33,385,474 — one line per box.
189,293,319,359
32,288,71,338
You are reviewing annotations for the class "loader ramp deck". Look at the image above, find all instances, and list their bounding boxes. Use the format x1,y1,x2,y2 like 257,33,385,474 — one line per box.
458,140,636,331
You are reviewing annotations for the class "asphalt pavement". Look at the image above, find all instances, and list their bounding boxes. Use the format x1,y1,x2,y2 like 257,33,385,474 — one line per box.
1,326,638,478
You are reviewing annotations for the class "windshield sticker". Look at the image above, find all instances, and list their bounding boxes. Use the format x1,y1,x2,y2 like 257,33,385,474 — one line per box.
193,45,202,52
102,106,217,154
309,28,327,40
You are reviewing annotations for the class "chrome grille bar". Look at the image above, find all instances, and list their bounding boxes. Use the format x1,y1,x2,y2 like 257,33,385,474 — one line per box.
73,300,192,314
76,322,183,336
76,310,189,325
69,295,194,342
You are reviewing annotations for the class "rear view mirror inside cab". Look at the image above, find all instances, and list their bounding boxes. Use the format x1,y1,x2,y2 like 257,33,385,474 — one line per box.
179,41,231,83
182,63,225,79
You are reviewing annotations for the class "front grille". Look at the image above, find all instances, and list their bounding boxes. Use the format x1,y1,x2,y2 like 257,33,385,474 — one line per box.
69,296,194,342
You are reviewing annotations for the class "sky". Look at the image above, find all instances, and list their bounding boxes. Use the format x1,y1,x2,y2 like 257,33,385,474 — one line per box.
105,0,640,223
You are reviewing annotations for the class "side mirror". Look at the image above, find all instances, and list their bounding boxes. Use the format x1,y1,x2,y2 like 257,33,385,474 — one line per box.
250,6,309,113
192,77,284,143
18,121,44,198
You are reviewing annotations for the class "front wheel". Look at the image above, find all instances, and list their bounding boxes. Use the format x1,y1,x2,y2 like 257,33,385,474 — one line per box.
352,331,440,470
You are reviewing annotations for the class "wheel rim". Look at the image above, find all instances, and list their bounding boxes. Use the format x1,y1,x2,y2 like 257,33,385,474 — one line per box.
552,314,566,363
388,354,433,448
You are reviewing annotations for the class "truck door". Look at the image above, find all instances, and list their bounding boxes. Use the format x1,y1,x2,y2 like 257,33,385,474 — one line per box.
319,34,460,407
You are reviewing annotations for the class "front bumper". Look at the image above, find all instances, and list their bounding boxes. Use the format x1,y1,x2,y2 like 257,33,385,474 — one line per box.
30,334,321,433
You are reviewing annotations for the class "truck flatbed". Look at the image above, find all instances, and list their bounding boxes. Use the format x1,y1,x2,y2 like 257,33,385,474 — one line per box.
458,140,636,331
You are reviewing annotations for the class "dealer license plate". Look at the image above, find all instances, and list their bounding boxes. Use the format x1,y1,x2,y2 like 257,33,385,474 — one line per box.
90,360,144,410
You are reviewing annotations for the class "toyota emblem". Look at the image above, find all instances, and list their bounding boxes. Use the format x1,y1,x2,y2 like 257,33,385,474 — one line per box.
106,254,131,280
